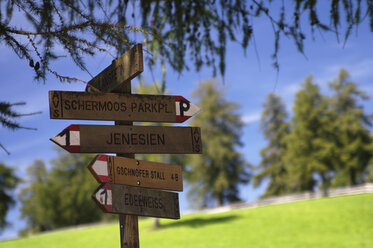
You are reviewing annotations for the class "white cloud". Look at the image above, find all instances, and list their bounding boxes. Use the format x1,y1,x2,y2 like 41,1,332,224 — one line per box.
242,112,261,124
279,82,301,97
351,60,373,79
325,59,373,81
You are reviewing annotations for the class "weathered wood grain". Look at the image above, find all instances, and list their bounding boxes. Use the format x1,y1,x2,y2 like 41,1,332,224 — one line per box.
86,44,143,93
49,91,199,123
51,125,202,154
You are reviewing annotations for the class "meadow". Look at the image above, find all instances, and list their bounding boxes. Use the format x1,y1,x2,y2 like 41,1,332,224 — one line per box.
2,194,372,248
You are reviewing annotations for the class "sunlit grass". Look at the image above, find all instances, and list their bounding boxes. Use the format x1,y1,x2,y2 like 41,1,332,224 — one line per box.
2,194,372,248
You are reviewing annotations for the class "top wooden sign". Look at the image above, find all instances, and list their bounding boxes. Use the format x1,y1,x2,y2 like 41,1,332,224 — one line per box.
86,44,143,93
49,91,200,123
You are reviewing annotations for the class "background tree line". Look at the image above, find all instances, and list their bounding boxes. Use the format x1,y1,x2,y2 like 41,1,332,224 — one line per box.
2,68,371,236
255,69,373,197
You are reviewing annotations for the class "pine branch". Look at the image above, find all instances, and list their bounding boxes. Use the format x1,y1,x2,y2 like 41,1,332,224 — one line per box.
27,34,85,83
5,22,154,37
0,144,10,155
0,100,42,154
0,0,371,86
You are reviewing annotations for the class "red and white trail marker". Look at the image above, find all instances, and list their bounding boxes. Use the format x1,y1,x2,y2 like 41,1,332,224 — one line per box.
89,155,110,182
174,96,200,123
93,183,113,212
88,155,183,191
50,124,81,153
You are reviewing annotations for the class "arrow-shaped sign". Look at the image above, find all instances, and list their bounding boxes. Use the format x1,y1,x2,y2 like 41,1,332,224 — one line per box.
88,155,183,191
49,91,200,123
50,125,202,154
86,44,143,93
92,183,180,219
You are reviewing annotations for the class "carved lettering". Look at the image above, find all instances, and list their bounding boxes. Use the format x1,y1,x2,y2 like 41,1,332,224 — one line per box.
63,99,127,112
114,166,166,181
130,102,173,113
123,193,164,209
53,110,59,118
107,132,165,146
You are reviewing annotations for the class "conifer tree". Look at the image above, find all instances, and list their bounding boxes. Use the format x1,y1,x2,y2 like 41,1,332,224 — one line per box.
254,93,290,197
18,151,106,235
285,76,334,194
18,160,50,234
0,163,19,232
365,163,373,182
187,80,251,207
328,69,372,186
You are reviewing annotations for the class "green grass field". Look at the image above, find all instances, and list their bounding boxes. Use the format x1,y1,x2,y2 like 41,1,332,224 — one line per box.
2,194,372,248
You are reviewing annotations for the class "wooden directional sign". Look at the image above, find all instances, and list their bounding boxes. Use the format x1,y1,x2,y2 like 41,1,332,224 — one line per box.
92,183,180,219
49,91,200,123
88,155,183,191
86,44,143,92
51,124,202,154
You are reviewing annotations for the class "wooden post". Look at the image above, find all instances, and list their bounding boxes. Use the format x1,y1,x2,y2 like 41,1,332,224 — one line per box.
119,214,138,248
114,82,139,248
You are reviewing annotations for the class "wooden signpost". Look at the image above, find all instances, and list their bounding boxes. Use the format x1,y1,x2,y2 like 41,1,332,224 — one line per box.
86,44,143,93
88,155,183,191
49,91,200,123
50,124,202,154
92,183,180,219
48,43,202,248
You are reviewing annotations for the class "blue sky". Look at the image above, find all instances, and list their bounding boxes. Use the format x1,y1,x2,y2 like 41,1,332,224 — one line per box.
1,5,373,241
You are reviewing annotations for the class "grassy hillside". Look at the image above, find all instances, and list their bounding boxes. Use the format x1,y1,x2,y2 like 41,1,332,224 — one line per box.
2,194,372,248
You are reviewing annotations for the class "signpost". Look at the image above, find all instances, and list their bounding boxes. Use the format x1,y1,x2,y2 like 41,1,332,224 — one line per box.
88,155,183,191
86,44,143,93
48,43,202,248
92,183,180,219
51,124,202,154
49,91,200,123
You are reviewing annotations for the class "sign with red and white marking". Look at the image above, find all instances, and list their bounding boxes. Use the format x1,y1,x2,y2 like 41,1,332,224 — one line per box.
174,96,200,123
50,124,202,154
50,124,81,153
88,155,183,191
93,183,113,212
92,183,180,219
49,91,200,123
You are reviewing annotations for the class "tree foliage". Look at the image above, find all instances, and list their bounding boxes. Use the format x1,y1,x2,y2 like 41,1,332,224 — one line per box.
257,69,372,197
187,80,251,207
254,93,290,197
18,150,108,235
0,1,371,83
0,102,41,154
328,69,372,186
285,77,335,193
0,163,19,232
